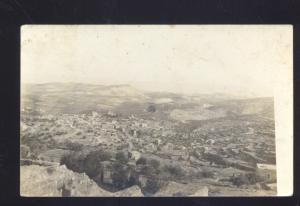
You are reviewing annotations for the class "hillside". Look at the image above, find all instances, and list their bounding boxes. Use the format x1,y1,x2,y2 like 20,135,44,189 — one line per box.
21,83,274,120
21,83,148,114
20,83,276,196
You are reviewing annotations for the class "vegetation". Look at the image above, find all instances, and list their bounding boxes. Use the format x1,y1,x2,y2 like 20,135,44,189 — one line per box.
115,151,129,163
148,159,160,170
65,140,83,151
60,151,87,173
111,163,134,189
21,84,276,195
147,105,156,113
136,157,147,165
163,164,185,178
230,172,263,186
143,178,162,194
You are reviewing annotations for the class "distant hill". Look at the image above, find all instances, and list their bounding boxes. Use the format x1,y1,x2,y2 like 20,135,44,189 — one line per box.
21,83,148,114
21,83,274,120
22,83,147,97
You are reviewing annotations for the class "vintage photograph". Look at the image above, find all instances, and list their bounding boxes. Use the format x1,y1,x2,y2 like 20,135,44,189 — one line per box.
20,25,292,196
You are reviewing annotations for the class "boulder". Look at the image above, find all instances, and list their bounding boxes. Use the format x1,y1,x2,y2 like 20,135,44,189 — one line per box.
189,186,209,196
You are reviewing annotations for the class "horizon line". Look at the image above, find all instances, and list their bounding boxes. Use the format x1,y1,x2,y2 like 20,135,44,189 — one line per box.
21,81,274,99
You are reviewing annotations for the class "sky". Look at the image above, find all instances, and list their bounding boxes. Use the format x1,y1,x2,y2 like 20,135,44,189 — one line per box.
21,25,292,97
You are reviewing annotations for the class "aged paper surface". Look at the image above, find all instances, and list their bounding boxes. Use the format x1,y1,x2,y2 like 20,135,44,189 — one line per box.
20,25,292,196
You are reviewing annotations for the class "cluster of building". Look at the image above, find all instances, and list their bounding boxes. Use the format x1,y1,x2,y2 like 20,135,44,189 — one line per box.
21,109,276,190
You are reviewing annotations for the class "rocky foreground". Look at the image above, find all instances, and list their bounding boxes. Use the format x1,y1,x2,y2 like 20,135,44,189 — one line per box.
20,165,143,197
21,164,275,197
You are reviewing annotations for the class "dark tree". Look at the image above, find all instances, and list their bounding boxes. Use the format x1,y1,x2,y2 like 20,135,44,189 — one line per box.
143,178,162,194
111,163,133,189
148,159,160,170
147,105,156,113
163,164,185,178
115,151,129,163
136,157,147,165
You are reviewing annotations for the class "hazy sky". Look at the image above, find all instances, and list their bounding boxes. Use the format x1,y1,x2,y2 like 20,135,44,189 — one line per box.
21,25,292,97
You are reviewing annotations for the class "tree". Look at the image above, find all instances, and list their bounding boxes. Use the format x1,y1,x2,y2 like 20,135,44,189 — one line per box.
144,178,162,194
111,163,132,189
230,172,263,186
115,151,128,163
60,151,86,173
83,150,112,177
148,159,160,170
141,165,157,177
136,157,147,165
147,105,156,113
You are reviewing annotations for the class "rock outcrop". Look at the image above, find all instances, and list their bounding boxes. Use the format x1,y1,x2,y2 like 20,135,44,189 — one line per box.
20,165,143,197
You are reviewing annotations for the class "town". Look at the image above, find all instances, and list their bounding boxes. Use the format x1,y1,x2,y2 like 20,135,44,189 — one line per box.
21,101,276,196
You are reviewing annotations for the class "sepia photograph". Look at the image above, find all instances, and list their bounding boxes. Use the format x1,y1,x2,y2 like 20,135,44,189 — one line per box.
20,25,293,197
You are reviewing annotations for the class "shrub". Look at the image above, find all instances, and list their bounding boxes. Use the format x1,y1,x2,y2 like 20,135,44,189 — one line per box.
163,164,185,178
84,150,112,177
136,157,147,165
244,172,264,184
204,153,227,166
147,105,156,113
148,159,160,169
141,165,157,177
64,140,83,151
230,172,263,186
111,163,133,189
115,151,128,163
201,170,214,178
200,168,215,178
60,151,86,173
143,178,162,194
